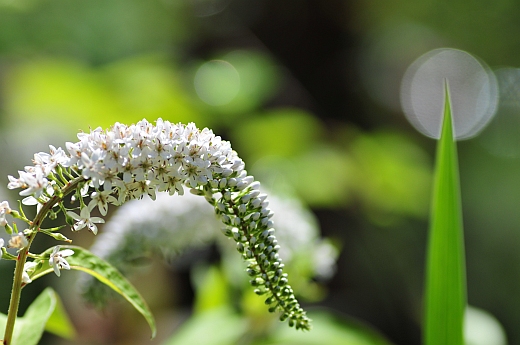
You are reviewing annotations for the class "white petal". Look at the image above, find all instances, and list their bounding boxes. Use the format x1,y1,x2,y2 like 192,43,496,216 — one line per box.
67,211,81,221
58,249,74,257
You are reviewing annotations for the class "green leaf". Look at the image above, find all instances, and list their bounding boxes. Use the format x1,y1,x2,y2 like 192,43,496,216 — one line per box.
28,245,157,339
424,82,466,345
0,288,71,345
44,290,76,340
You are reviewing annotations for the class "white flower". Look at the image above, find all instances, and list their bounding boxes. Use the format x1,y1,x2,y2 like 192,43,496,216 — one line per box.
88,190,117,216
67,206,105,235
33,145,69,175
49,246,74,277
0,201,11,226
9,232,28,249
22,261,38,284
7,174,26,190
0,238,4,259
17,166,49,198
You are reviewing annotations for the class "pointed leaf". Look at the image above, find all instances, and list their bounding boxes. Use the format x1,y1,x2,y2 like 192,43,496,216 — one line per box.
27,245,156,338
44,291,76,340
424,83,467,345
0,288,65,345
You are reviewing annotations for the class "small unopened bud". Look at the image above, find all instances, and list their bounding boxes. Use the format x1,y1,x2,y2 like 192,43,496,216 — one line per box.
221,214,231,224
241,194,252,203
249,181,261,190
249,189,260,198
223,191,232,200
190,188,205,196
219,178,227,189
216,202,226,212
222,168,233,177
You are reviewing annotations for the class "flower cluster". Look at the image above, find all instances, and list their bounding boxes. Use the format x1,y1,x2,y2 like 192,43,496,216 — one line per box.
2,119,310,330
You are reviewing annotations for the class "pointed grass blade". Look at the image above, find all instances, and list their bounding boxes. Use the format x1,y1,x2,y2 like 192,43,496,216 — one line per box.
424,82,466,345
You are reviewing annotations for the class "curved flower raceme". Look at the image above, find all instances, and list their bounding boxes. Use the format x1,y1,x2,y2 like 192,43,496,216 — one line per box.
81,190,337,312
3,119,311,330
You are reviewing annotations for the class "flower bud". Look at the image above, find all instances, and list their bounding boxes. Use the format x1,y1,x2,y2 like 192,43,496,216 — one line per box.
222,168,233,177
249,181,261,190
219,178,227,189
209,179,219,189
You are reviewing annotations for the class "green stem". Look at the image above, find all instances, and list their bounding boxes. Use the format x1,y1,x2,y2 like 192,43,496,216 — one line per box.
3,246,30,345
3,176,85,345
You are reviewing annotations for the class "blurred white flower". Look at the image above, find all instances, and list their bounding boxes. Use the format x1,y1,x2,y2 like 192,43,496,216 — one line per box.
9,232,28,249
89,190,337,281
0,201,11,226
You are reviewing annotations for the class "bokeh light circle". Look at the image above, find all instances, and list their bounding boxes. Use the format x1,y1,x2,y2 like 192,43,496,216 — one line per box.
478,68,520,158
400,48,498,140
194,60,240,106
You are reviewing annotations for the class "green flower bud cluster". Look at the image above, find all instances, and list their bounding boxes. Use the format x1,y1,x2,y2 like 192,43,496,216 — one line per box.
209,177,312,330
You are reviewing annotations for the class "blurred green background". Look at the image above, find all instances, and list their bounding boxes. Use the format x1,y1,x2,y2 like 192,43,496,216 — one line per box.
0,0,519,344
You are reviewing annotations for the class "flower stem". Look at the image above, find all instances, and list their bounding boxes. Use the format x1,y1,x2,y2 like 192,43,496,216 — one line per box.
2,176,85,345
3,246,30,345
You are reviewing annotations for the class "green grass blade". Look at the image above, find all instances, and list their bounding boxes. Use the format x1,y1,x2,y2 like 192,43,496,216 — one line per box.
424,82,466,345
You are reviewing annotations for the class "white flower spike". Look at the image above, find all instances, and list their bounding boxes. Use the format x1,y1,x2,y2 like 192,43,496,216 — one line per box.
4,119,311,330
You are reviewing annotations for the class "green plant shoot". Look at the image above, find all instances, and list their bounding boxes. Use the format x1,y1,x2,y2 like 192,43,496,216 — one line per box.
424,82,467,345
